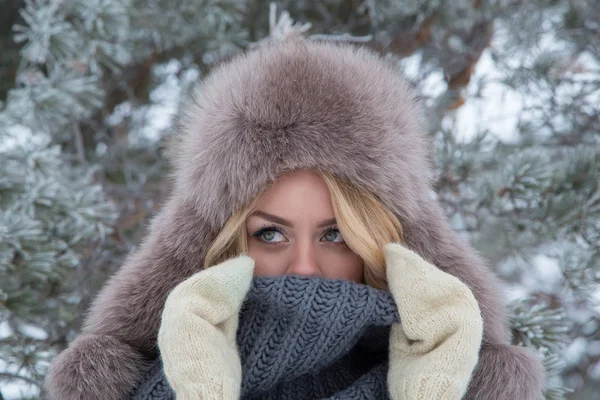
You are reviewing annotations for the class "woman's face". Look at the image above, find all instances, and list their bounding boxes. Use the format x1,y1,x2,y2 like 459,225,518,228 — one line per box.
246,169,364,283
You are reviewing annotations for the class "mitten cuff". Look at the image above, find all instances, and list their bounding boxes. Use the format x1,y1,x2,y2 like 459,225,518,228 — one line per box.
394,374,469,400
174,376,241,400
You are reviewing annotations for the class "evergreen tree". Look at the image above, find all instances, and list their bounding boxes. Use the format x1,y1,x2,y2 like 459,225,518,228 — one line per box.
1,1,598,399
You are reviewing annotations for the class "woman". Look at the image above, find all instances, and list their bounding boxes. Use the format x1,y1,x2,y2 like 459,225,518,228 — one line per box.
137,168,484,399
44,36,544,399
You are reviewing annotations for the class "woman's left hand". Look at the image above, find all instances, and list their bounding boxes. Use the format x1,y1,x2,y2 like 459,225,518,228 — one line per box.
383,242,484,400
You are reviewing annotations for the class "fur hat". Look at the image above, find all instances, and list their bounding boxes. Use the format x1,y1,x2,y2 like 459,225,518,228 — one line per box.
44,36,544,400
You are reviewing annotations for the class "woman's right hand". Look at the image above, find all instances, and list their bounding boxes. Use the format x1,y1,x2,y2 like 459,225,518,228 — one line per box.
157,254,255,400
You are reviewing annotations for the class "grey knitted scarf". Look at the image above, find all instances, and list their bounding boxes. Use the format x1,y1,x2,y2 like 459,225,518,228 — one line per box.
131,274,400,399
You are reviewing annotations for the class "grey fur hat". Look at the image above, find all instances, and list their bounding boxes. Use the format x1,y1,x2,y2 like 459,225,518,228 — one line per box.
44,36,545,400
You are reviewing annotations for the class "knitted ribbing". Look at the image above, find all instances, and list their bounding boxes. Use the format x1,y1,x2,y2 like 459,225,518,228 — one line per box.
131,274,399,400
383,243,483,400
155,256,253,399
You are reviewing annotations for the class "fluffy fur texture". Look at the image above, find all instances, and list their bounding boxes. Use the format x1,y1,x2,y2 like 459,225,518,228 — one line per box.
44,36,545,399
44,334,147,400
465,343,546,400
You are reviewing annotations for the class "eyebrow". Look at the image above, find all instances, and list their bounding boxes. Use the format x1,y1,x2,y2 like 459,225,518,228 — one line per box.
250,210,337,228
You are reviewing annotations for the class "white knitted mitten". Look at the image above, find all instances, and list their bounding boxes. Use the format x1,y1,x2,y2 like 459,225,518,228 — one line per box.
157,254,255,400
384,242,483,400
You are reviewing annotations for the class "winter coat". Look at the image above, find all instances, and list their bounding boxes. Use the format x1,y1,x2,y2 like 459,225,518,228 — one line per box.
44,36,545,400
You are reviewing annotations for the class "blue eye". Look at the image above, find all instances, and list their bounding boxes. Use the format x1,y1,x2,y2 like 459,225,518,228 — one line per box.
253,225,286,244
322,228,344,243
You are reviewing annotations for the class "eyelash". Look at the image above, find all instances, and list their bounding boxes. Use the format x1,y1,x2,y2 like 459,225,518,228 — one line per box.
252,224,344,245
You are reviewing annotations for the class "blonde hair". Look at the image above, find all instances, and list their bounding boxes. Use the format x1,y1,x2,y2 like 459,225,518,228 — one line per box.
203,170,404,290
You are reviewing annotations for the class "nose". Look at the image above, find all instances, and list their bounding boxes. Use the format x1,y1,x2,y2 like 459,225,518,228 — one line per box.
286,237,322,278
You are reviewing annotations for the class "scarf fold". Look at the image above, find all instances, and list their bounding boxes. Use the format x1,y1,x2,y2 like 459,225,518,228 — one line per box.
131,274,399,399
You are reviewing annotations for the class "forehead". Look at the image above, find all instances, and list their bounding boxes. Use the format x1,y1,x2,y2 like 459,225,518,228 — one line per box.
254,170,335,219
